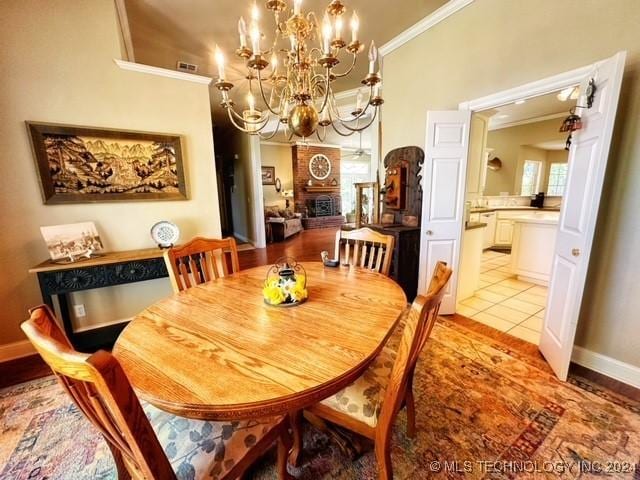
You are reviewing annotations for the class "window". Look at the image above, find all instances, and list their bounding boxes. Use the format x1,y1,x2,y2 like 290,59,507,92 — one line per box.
520,160,542,196
547,163,568,196
341,158,370,216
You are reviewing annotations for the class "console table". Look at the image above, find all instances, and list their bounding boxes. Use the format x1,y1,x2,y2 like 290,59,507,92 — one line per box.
29,248,168,351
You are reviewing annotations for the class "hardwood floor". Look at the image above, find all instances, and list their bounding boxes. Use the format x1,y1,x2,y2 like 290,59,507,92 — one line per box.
238,228,337,269
3,226,638,404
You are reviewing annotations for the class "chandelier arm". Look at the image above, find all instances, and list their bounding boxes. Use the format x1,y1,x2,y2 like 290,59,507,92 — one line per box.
318,66,332,113
226,108,271,133
227,104,271,125
331,54,357,78
328,86,374,123
315,125,328,142
258,123,283,140
256,69,282,116
336,107,379,132
328,120,358,137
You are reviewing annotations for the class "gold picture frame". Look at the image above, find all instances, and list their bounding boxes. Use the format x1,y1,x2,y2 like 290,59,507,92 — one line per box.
27,122,187,204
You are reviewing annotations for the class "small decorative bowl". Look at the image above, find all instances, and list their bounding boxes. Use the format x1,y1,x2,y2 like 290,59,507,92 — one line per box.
263,257,308,307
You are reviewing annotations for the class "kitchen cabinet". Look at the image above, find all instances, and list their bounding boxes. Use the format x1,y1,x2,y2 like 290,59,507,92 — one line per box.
511,216,559,285
495,219,514,245
479,211,496,249
458,225,486,300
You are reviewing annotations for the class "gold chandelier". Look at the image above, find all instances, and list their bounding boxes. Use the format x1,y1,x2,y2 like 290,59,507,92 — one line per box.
213,0,383,141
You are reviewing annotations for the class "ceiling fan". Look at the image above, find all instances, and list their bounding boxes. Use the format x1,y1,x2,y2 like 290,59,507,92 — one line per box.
342,131,370,159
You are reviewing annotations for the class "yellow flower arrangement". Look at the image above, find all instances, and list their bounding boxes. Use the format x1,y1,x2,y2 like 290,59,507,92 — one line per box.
263,273,308,305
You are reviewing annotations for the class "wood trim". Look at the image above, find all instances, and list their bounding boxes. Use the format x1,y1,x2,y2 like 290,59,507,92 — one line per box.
572,346,640,390
378,0,475,57
114,0,135,62
113,59,213,85
0,340,36,361
29,248,165,273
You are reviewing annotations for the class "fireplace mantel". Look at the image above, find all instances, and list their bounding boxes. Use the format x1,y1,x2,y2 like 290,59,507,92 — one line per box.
304,186,340,193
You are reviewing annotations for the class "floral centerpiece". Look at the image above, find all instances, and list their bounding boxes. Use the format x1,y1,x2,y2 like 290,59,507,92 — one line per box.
263,257,308,307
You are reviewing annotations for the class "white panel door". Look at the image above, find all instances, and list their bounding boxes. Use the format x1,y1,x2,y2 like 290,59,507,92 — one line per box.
540,51,626,380
418,110,471,313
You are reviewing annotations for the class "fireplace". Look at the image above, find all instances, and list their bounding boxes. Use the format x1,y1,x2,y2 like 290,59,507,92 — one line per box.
291,145,345,229
315,195,334,217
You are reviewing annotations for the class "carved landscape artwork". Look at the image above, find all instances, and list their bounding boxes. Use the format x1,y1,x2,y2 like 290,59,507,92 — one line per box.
28,123,186,203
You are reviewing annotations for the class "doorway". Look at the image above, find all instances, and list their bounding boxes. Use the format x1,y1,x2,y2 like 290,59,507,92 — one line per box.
418,52,626,379
456,89,575,346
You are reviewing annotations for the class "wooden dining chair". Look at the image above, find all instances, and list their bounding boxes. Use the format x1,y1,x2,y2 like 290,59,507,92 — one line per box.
306,263,452,479
21,305,293,480
334,227,395,276
164,236,240,293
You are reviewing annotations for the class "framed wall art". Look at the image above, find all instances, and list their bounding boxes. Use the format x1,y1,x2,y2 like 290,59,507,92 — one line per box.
27,122,187,204
261,166,275,185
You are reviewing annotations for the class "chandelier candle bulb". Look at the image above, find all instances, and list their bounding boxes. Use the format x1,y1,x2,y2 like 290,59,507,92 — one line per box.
356,89,363,110
238,17,247,48
350,11,359,42
250,21,261,54
251,1,260,20
322,13,332,54
271,52,278,71
368,40,377,74
293,0,302,15
248,92,256,112
214,45,225,81
334,16,343,40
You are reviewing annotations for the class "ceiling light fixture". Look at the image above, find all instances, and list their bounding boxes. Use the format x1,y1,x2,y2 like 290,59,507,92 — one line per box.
213,0,382,141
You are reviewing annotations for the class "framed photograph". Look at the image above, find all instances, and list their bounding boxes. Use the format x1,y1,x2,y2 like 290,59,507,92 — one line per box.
40,222,104,262
27,122,187,204
261,166,275,185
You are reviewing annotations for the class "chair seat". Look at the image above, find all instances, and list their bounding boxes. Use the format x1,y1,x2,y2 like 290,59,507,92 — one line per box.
319,346,397,428
144,402,282,480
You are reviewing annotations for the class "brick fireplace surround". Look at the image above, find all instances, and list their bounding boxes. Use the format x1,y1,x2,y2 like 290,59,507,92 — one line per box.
292,144,345,230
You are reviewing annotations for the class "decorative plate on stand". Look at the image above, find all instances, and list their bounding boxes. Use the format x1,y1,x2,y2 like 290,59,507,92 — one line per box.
150,221,180,248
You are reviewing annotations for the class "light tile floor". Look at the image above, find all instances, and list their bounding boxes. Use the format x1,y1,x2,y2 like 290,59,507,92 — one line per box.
456,251,547,344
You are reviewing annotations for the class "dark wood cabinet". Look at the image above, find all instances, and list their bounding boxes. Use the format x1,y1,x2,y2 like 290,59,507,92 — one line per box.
366,224,421,302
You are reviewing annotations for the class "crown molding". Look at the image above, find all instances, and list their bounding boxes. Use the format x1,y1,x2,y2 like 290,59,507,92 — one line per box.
379,0,475,57
113,59,213,85
114,0,135,62
489,112,567,131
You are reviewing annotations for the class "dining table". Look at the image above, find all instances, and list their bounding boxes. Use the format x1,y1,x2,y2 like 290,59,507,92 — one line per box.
113,261,407,461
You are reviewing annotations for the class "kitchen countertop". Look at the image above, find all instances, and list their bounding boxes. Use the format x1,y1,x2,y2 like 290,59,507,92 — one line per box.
512,215,559,225
465,221,487,231
470,206,561,213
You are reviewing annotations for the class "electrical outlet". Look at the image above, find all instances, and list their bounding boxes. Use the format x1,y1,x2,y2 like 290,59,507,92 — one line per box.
74,304,86,317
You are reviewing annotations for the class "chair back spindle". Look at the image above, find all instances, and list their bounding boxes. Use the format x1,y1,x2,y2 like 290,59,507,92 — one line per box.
334,228,395,276
164,237,240,292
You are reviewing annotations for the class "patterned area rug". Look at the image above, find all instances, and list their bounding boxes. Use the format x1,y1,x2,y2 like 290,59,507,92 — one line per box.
1,318,639,479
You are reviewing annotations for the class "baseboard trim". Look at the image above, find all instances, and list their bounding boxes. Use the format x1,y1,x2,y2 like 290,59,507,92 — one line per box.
0,340,36,362
233,233,251,244
572,346,640,389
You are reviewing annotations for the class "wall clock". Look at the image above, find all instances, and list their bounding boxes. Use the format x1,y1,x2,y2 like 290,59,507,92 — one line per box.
309,154,332,180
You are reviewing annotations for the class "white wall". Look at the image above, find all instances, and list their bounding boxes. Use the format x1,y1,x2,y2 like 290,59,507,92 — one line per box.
0,0,221,344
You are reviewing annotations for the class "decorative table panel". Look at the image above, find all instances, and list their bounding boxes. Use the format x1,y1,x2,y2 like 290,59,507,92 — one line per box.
29,248,168,351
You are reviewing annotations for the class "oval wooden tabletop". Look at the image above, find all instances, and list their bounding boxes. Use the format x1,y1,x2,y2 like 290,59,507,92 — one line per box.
113,262,407,420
